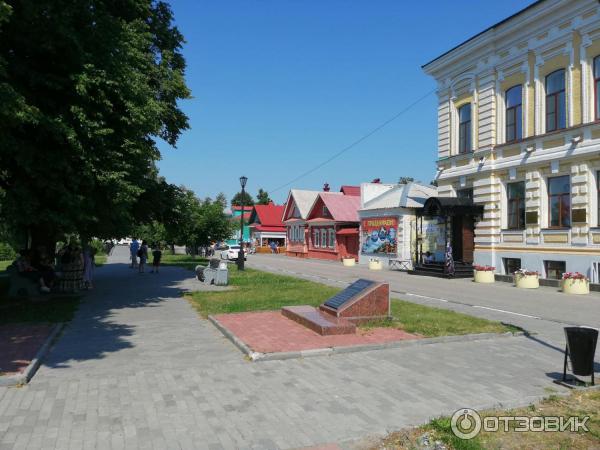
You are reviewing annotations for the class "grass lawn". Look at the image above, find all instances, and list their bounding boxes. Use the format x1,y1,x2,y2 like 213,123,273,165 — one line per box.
95,254,107,266
363,300,516,337
188,268,339,317
376,389,600,450
0,260,12,275
0,295,80,324
160,254,209,271
187,268,514,336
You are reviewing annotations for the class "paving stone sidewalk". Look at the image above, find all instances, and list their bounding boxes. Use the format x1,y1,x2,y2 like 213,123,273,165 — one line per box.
0,247,575,449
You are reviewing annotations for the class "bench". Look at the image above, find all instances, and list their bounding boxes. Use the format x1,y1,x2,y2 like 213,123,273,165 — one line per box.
388,259,412,271
6,264,40,298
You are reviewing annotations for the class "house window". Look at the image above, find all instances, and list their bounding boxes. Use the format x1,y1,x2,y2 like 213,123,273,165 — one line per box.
323,206,329,216
545,260,565,280
458,104,472,154
503,258,521,275
505,85,522,142
507,182,525,229
548,175,570,228
321,229,327,248
595,57,600,120
545,70,565,132
328,229,335,248
313,229,319,247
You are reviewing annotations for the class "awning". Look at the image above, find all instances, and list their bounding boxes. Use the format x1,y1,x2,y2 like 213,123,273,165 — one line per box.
336,228,359,235
418,197,483,217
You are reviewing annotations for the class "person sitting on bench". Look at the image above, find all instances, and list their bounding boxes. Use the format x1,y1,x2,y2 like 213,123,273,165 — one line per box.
16,249,56,293
424,251,435,263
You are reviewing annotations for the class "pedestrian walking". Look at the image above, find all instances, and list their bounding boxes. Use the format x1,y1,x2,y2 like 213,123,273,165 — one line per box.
138,240,148,273
130,238,140,268
83,246,96,289
151,244,162,273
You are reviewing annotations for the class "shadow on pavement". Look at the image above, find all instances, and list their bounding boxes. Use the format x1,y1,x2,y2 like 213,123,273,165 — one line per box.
42,260,194,370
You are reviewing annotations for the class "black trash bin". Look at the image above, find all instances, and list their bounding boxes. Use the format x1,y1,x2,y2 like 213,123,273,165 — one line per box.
563,326,598,385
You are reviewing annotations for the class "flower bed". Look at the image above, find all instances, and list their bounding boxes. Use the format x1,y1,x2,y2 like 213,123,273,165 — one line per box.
562,272,590,295
342,257,356,267
514,269,539,289
368,258,382,271
473,265,495,283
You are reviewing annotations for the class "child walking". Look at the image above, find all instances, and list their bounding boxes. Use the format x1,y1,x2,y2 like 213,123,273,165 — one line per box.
151,244,162,273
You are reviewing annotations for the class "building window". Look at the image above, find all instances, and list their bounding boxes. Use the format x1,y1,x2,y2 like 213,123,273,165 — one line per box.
545,260,565,280
503,258,521,274
458,104,472,154
545,70,565,132
323,206,329,216
328,229,335,248
548,175,570,228
507,182,525,229
313,229,319,247
505,85,522,142
595,57,600,120
321,229,327,248
457,188,473,199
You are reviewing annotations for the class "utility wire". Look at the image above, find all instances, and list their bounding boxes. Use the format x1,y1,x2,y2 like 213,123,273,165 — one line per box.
269,87,436,194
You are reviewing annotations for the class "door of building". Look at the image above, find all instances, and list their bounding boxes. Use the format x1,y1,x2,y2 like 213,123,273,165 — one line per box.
451,216,475,263
345,235,359,257
461,216,474,263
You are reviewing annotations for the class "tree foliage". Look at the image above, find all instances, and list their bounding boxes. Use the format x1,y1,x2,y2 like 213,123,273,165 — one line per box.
398,176,415,185
231,191,254,207
0,0,190,249
256,188,271,205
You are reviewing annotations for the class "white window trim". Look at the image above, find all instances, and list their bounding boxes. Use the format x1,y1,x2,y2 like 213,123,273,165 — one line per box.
313,229,319,248
328,229,335,249
321,229,327,249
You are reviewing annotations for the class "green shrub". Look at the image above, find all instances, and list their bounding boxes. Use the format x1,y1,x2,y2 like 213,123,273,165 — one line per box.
0,242,16,260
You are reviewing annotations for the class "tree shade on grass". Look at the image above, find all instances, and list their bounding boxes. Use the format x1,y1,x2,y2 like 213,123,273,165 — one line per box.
0,296,80,324
160,254,209,271
186,268,514,337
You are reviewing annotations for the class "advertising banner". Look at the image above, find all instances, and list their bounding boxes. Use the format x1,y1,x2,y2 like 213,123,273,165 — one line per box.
361,216,398,254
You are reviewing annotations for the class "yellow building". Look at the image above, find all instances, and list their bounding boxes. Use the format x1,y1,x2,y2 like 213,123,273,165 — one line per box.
423,0,600,282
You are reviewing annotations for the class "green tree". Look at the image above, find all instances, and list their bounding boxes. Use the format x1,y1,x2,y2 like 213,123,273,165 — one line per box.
398,176,415,185
256,188,272,205
0,1,190,251
231,191,254,207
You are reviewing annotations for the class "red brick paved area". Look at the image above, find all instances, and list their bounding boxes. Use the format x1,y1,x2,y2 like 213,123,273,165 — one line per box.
0,324,53,375
214,311,420,353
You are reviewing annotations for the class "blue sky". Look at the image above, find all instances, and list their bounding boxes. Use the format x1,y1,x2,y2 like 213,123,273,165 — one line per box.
157,0,534,205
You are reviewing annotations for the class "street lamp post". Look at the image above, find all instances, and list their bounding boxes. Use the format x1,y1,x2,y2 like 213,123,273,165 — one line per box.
237,176,248,270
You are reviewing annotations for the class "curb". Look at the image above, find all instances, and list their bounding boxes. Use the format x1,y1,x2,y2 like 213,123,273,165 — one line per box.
0,322,65,387
207,315,525,362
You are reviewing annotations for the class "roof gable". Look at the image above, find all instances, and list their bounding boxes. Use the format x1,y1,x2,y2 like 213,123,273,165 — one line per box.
307,192,360,222
283,189,320,220
251,204,286,227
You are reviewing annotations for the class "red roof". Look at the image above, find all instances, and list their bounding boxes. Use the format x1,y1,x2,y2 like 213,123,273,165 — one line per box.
251,203,286,227
311,192,360,222
340,185,360,196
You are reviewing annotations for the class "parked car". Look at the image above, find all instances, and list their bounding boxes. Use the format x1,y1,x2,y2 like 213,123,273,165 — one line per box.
117,238,132,245
221,245,246,261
